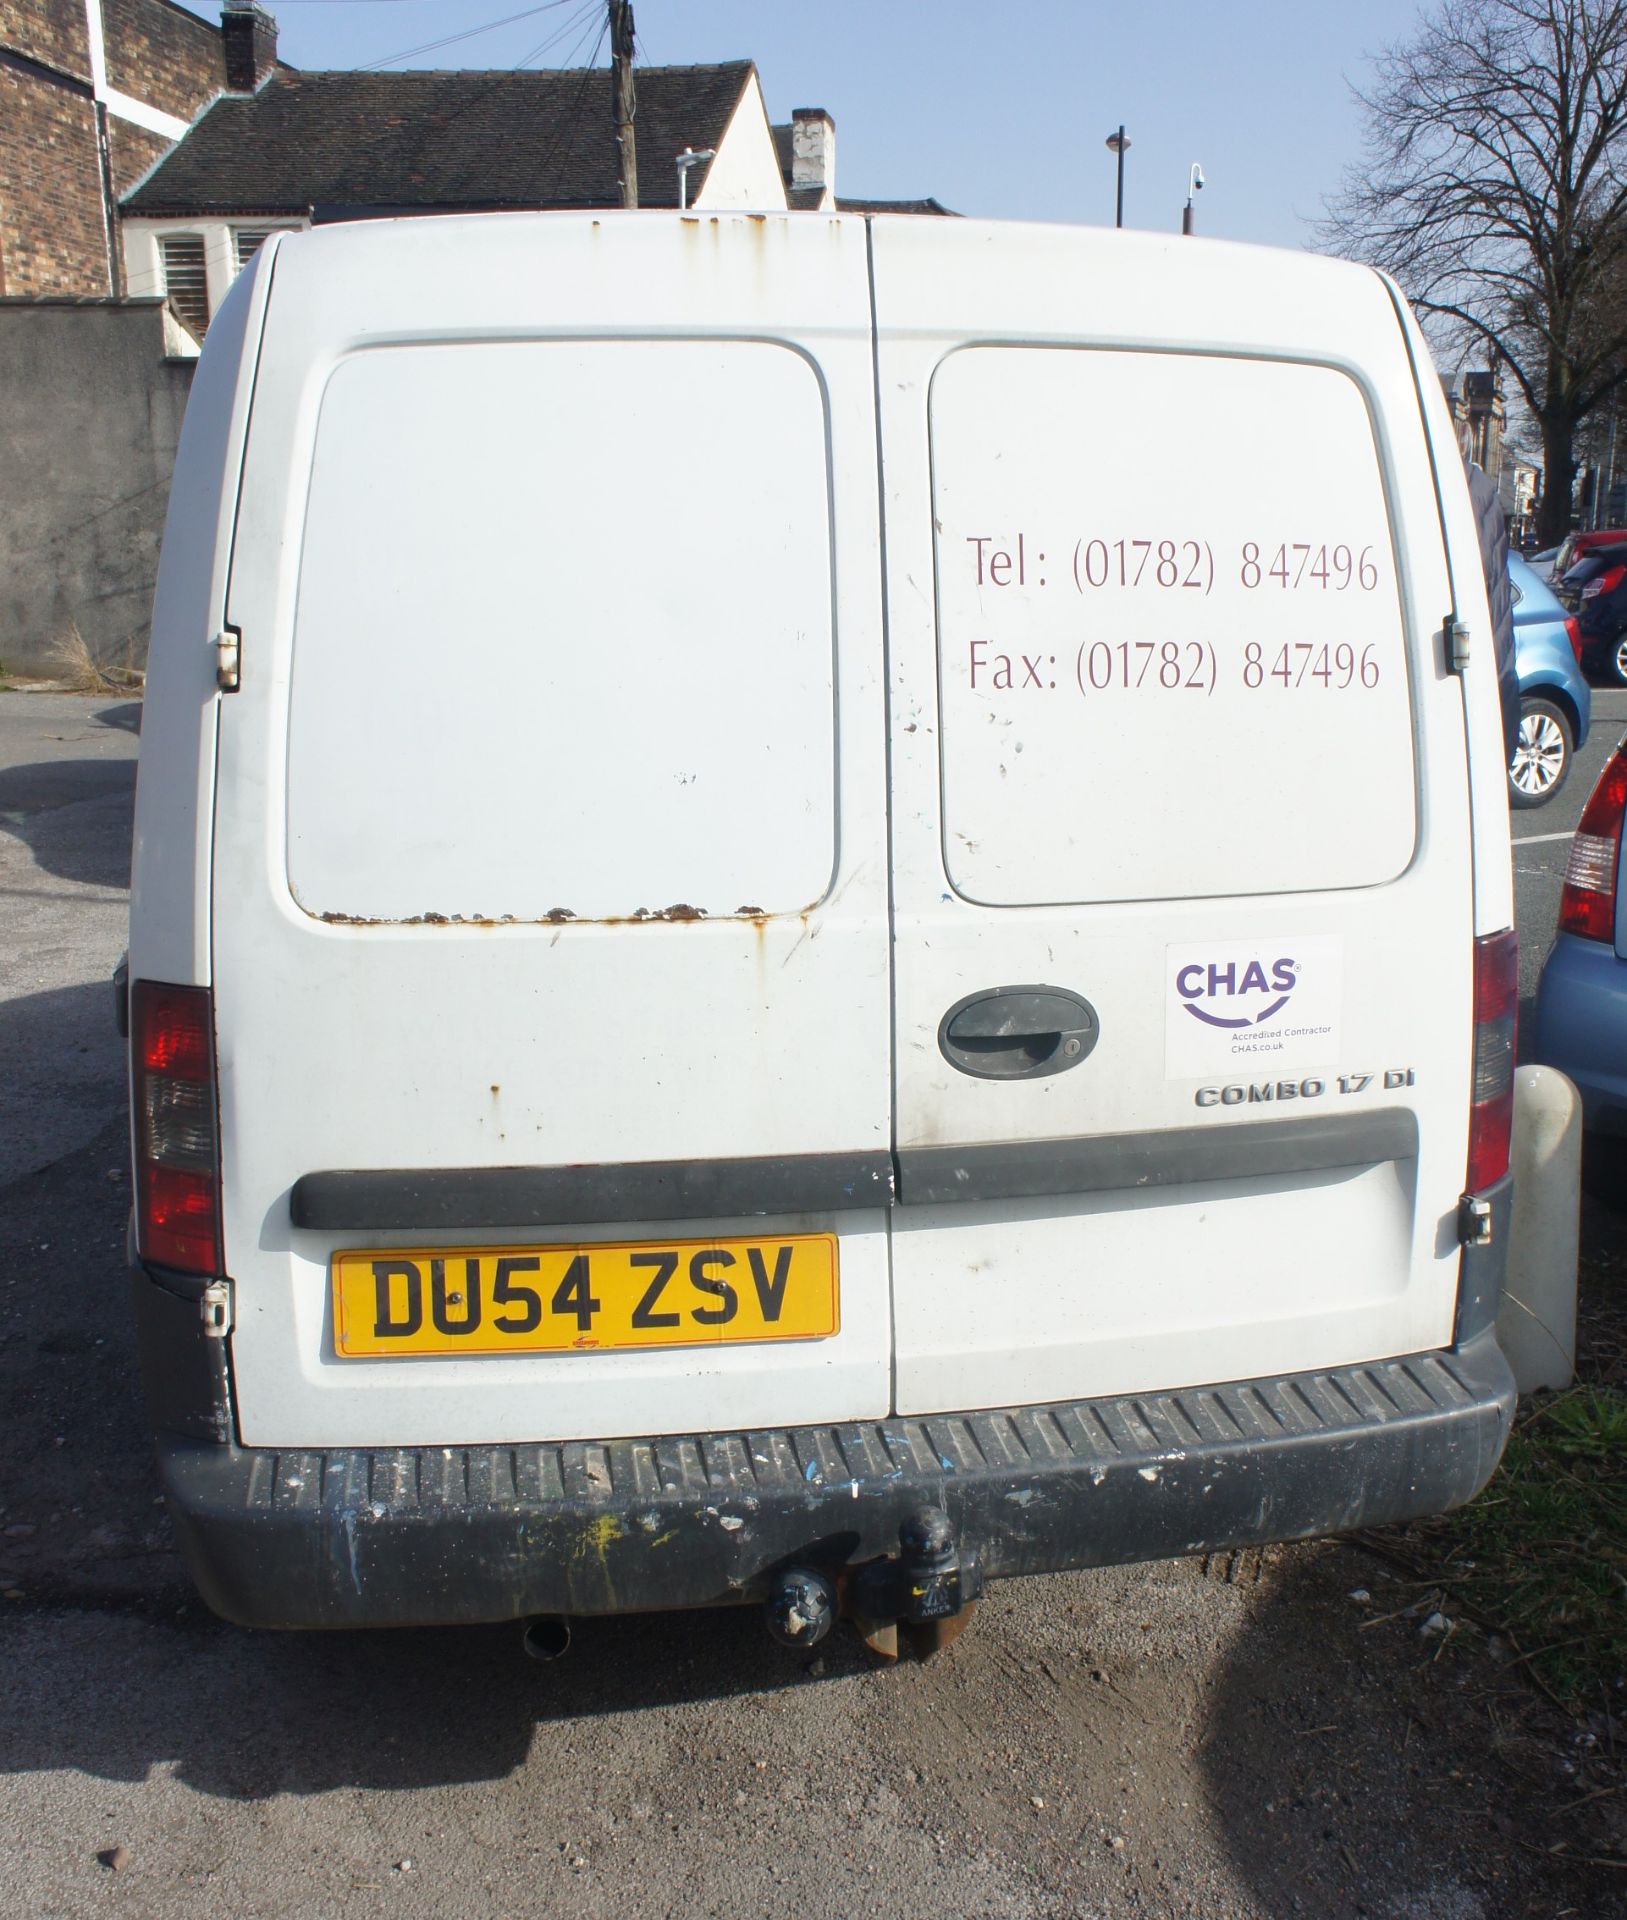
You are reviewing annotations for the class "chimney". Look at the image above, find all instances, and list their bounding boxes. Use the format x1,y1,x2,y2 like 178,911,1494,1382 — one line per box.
222,2,278,94
790,108,836,203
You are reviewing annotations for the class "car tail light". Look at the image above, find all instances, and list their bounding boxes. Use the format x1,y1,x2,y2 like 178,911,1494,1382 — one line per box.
1467,929,1518,1193
1580,563,1626,600
1558,746,1627,943
1565,615,1584,664
132,981,222,1274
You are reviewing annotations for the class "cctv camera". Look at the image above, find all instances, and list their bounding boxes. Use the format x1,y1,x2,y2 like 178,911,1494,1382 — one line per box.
1193,167,1205,191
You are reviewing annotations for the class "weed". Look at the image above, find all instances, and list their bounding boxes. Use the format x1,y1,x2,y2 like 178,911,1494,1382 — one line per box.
44,622,144,696
1403,1385,1627,1705
1372,1203,1627,1713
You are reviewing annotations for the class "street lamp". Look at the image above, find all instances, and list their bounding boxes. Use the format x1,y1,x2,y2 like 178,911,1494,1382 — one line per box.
675,146,716,211
1183,162,1204,235
1104,125,1130,229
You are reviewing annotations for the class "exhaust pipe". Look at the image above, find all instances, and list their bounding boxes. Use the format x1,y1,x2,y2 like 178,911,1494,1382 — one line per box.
520,1615,572,1662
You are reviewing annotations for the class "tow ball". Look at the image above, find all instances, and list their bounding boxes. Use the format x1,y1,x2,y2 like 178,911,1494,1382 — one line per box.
763,1510,981,1661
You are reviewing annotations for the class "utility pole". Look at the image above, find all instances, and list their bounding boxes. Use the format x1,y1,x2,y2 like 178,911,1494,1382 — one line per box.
610,0,637,209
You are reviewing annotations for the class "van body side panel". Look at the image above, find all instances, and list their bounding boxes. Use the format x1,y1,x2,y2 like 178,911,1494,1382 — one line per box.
129,247,275,988
870,221,1479,1414
1390,292,1516,939
212,215,893,1449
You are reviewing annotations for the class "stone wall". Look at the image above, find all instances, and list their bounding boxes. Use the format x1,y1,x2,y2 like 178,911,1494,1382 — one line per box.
0,65,109,295
0,0,89,71
0,0,227,295
0,299,193,678
104,0,224,128
107,117,172,199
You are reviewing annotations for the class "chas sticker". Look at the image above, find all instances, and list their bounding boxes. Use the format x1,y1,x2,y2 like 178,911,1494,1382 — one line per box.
1164,937,1342,1079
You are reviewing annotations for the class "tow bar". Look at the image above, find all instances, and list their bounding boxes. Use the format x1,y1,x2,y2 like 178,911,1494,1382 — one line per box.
763,1509,982,1660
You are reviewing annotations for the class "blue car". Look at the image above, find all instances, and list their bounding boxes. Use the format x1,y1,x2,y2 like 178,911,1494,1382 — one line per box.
1532,741,1627,1135
1508,551,1592,808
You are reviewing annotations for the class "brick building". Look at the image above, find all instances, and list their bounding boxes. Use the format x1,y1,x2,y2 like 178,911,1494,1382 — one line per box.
0,0,265,296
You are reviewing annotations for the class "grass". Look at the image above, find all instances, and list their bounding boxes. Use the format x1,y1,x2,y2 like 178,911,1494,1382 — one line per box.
1429,1385,1627,1704
43,622,144,696
1382,1172,1627,1712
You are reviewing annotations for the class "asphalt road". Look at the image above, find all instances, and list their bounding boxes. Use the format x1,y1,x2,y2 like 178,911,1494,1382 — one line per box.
1,691,1623,1920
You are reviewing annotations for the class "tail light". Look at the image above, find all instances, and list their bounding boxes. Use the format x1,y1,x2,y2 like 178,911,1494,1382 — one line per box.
1580,562,1626,600
1565,615,1584,665
132,981,222,1274
1467,929,1518,1192
1558,745,1627,943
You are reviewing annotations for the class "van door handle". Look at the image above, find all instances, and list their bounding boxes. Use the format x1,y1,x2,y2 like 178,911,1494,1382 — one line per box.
937,987,1099,1081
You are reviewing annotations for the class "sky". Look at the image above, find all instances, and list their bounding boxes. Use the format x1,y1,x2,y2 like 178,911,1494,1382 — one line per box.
173,0,1437,250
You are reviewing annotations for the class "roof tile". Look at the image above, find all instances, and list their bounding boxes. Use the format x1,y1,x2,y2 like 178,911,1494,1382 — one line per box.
123,62,755,214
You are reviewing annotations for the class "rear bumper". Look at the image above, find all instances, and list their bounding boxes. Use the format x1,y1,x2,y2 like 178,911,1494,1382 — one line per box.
156,1332,1516,1630
1533,933,1627,1136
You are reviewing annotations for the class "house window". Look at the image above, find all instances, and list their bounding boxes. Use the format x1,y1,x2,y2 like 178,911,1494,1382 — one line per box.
234,226,280,271
159,235,209,339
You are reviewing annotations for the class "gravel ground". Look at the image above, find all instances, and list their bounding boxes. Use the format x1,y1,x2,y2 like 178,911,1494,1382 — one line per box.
1,693,1623,1920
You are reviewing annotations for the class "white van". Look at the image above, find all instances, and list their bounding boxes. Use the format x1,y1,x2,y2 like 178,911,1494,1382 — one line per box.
126,211,1521,1653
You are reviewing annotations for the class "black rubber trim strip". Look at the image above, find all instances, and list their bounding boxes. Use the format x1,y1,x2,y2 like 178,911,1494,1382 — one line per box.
895,1108,1420,1206
129,1264,233,1445
156,1330,1514,1628
1454,1168,1514,1344
290,1152,895,1231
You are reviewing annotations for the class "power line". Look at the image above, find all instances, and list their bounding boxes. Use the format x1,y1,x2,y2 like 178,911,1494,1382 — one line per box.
522,7,609,190
509,0,603,77
385,0,605,160
361,0,582,71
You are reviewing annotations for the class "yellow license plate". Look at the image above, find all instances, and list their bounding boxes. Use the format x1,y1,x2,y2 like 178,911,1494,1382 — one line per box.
331,1233,839,1358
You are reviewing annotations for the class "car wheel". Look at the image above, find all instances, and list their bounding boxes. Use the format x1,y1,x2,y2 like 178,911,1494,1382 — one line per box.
1613,633,1627,686
1508,696,1573,808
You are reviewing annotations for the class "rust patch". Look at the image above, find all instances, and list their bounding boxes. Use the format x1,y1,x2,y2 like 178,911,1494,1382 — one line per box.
315,911,516,927
591,902,717,926
314,904,759,928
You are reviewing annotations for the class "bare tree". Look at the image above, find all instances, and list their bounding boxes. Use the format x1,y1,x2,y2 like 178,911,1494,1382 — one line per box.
1322,0,1627,540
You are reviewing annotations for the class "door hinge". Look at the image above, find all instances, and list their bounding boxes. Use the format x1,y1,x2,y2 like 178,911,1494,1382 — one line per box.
213,626,241,692
1458,1194,1493,1247
1445,616,1470,674
200,1280,231,1337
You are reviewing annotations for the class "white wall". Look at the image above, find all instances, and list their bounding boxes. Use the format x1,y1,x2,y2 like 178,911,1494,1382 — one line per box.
693,74,788,210
123,216,307,349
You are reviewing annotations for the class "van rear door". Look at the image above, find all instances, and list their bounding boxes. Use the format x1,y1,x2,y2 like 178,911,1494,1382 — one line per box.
871,221,1486,1413
212,215,893,1449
